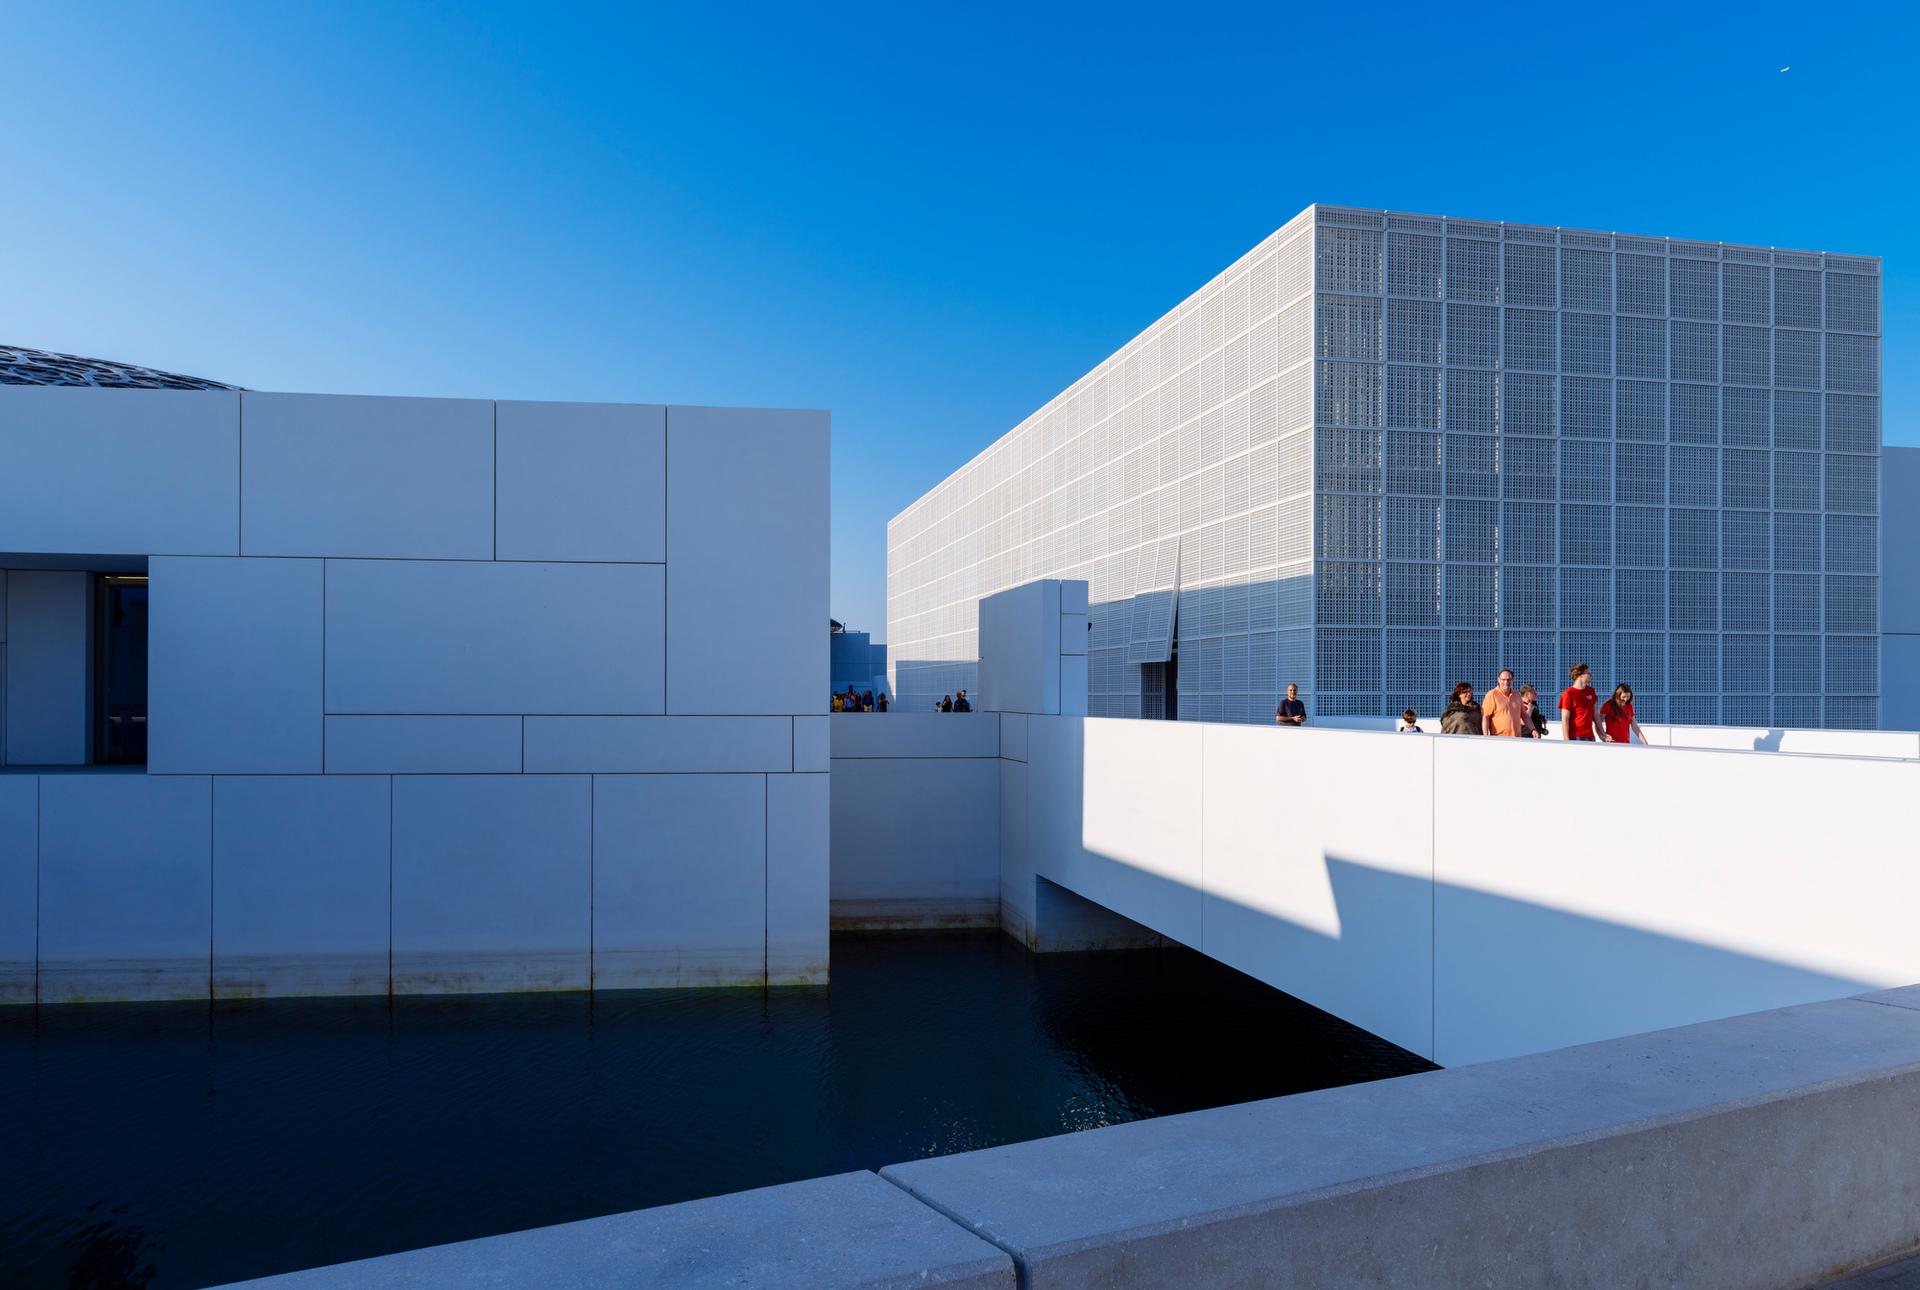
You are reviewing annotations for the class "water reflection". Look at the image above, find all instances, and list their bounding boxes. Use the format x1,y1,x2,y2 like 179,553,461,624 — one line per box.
0,932,1433,1288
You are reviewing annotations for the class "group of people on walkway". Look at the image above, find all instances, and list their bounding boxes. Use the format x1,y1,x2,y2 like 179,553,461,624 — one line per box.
934,690,973,713
831,687,888,712
1274,664,1648,744
1430,664,1646,744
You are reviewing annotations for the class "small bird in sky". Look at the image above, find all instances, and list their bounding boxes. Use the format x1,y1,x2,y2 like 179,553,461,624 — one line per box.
1780,65,1791,72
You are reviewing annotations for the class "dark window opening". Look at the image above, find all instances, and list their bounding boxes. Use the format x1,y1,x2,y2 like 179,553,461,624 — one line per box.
94,575,148,764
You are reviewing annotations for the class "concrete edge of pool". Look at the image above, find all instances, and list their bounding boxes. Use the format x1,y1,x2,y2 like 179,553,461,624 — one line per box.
211,983,1920,1290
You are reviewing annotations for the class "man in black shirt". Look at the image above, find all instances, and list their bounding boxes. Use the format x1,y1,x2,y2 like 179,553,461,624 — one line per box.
953,689,973,713
1274,682,1306,727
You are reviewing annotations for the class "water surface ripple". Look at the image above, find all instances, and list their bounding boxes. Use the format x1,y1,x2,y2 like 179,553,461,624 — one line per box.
0,932,1434,1288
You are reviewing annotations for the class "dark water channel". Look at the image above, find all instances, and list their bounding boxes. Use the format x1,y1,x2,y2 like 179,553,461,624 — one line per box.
0,932,1434,1288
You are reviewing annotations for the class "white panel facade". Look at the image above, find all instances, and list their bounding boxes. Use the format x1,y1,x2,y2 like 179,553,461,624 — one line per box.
522,715,791,773
4,570,92,765
148,556,323,773
241,392,494,559
666,406,830,714
323,715,524,774
213,775,391,998
891,205,1883,730
495,400,666,563
828,756,1000,926
325,558,665,714
0,387,239,556
592,773,767,988
767,772,831,983
0,776,34,1002
0,383,829,1004
391,774,592,993
36,774,212,1002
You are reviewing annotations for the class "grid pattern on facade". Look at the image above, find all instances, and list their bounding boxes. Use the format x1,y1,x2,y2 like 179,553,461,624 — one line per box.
890,206,1880,730
888,209,1317,718
1315,207,1879,729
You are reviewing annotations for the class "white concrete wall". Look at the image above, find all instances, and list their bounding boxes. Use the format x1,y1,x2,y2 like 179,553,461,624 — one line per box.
1,387,829,1003
976,580,1087,717
665,407,829,715
1320,712,1920,757
1010,716,1920,1066
0,387,240,556
829,714,1002,928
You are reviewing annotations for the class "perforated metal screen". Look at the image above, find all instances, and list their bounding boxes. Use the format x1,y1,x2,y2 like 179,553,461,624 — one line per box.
890,206,1881,729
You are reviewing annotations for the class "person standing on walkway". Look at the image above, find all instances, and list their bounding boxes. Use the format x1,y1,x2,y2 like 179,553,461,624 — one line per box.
1600,683,1646,745
876,692,890,713
1481,668,1527,737
1519,684,1550,738
939,695,953,713
1559,664,1599,742
953,689,972,713
1274,683,1307,726
1440,682,1482,735
1397,708,1423,733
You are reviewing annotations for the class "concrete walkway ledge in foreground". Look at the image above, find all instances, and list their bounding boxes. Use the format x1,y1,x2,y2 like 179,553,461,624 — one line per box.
214,1170,1013,1289
885,986,1920,1288
216,988,1920,1288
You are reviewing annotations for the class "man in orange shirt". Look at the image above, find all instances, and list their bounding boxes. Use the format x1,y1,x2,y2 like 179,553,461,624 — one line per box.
1481,668,1527,737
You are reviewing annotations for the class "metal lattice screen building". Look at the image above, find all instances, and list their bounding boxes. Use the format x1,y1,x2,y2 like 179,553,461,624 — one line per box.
889,205,1882,728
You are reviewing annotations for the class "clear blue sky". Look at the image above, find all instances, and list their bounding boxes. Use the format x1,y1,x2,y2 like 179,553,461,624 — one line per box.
4,3,1914,639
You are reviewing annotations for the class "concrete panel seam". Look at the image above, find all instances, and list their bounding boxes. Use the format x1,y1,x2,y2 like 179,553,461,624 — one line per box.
387,774,394,996
34,775,40,1004
1851,996,1920,1014
320,560,327,769
589,773,597,991
877,1170,1033,1290
209,777,217,996
762,772,769,987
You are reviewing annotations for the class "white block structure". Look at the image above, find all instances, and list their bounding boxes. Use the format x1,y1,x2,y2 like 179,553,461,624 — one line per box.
0,385,829,1002
890,205,1883,731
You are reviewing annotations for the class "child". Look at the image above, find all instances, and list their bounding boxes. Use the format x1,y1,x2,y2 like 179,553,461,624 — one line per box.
1396,708,1423,733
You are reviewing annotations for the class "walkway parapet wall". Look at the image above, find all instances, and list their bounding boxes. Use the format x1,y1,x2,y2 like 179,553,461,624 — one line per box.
827,703,1920,1066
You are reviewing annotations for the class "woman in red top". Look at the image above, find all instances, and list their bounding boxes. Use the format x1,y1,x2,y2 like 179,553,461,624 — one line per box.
1600,683,1646,745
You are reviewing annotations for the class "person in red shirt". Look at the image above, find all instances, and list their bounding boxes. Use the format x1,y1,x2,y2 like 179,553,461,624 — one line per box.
1600,683,1646,745
1558,663,1599,742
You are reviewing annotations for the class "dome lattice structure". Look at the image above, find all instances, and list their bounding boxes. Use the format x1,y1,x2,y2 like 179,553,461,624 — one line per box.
0,344,240,391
